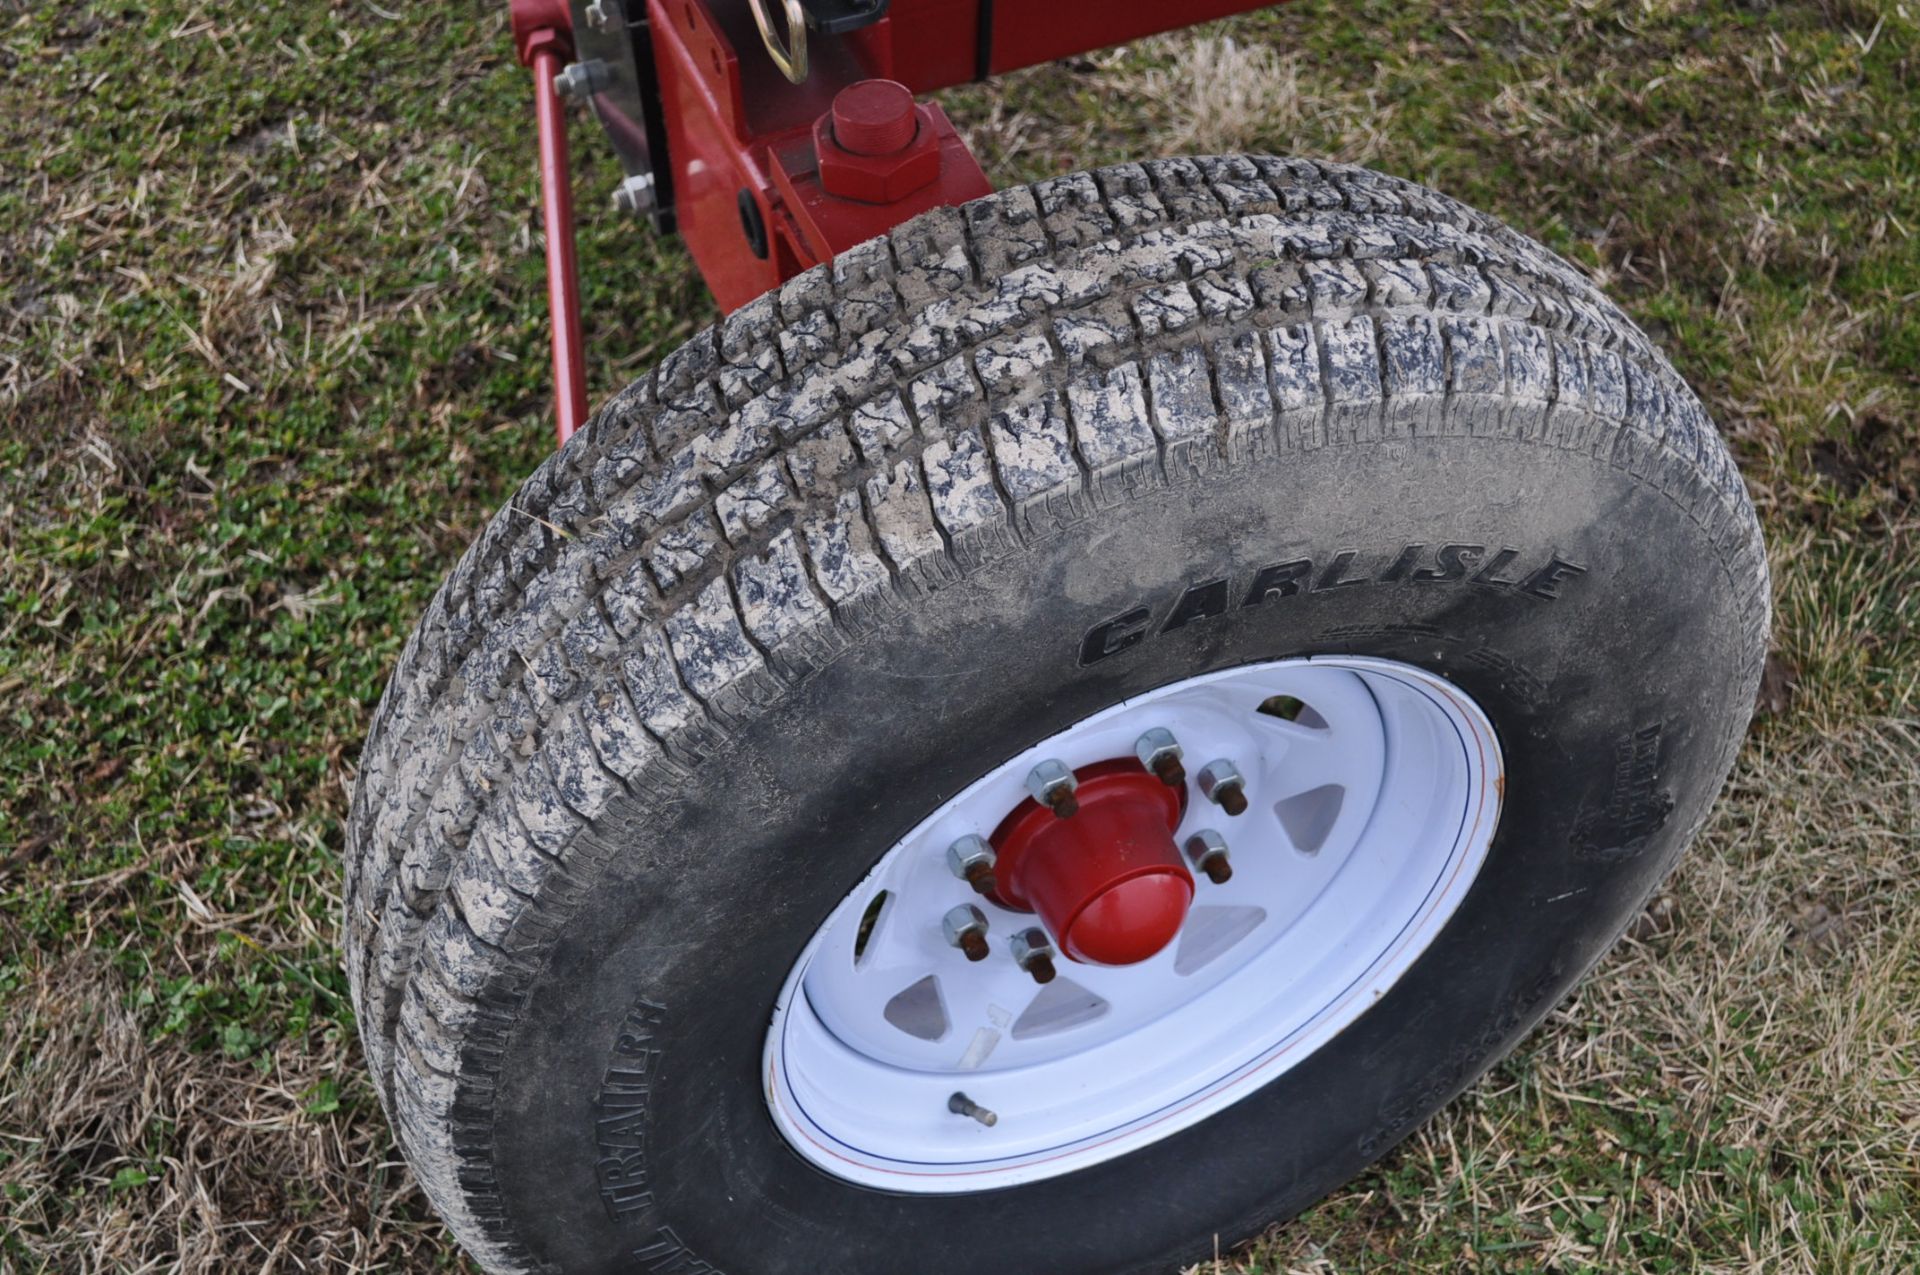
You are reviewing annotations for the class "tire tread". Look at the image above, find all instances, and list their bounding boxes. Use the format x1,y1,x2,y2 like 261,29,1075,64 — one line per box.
345,155,1769,1272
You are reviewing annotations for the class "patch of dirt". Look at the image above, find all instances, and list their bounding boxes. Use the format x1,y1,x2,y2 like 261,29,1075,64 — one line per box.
1755,649,1800,720
1786,899,1859,955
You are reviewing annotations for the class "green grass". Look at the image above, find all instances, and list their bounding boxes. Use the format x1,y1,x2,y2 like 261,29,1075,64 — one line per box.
2,1,1916,1270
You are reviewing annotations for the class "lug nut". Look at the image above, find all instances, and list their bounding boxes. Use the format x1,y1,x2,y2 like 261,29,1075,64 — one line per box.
1010,927,1057,984
948,1091,998,1127
1198,759,1249,817
1185,829,1233,885
1134,727,1186,788
945,834,998,896
1026,759,1078,818
942,904,990,961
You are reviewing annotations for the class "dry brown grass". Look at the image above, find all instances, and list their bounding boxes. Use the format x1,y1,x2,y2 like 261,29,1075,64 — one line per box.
0,956,445,1272
1216,541,1920,1272
1130,35,1399,163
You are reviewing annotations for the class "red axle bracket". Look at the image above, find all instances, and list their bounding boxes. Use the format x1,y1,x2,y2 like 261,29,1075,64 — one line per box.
647,0,992,312
507,0,1292,441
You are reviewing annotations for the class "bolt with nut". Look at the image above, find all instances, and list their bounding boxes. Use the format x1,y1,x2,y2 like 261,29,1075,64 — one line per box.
554,59,611,100
942,904,990,962
1134,727,1186,788
1010,927,1058,984
945,834,997,896
1197,759,1249,816
1185,829,1233,884
1026,759,1078,818
611,172,655,215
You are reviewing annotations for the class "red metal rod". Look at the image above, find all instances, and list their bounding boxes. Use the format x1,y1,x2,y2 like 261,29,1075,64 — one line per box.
529,43,589,446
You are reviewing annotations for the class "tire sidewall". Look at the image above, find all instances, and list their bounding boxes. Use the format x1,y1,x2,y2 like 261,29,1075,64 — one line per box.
488,432,1753,1275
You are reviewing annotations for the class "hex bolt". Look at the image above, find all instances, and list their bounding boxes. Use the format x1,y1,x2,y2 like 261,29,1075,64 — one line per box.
1134,726,1186,788
1026,759,1079,819
1185,829,1233,885
1197,759,1249,817
1010,927,1058,985
942,904,990,962
554,59,612,100
584,0,620,30
611,172,656,216
945,833,998,896
948,1092,998,1127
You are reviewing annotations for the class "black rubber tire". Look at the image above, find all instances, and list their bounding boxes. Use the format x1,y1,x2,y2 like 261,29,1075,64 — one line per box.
345,155,1768,1275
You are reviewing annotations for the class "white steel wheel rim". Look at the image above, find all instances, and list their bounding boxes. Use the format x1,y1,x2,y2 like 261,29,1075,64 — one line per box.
763,656,1503,1192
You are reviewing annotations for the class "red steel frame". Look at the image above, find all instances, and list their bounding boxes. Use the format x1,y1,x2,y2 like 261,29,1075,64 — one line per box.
511,0,1280,444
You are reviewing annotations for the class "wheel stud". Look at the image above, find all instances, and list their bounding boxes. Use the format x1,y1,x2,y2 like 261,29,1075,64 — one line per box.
942,904,990,962
1185,829,1233,884
1010,927,1057,984
1198,759,1249,817
945,834,998,896
1026,759,1079,818
1134,727,1186,788
948,1092,998,1127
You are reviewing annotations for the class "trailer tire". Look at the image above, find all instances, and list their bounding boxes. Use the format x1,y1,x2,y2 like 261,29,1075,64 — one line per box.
346,155,1767,1275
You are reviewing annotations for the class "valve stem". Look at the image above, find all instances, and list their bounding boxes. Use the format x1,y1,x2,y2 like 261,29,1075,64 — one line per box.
948,1092,998,1127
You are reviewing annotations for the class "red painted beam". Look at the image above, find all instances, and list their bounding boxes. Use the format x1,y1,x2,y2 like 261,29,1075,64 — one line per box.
855,0,1289,93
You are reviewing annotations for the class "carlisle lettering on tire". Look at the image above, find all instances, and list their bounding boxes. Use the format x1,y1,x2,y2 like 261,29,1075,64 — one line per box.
345,155,1766,1275
1082,544,1590,664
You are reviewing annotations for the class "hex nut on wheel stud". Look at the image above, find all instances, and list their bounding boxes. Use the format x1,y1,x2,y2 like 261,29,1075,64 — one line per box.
942,904,990,962
1026,759,1078,818
1134,727,1186,788
1198,759,1249,816
945,834,997,896
1010,927,1057,984
1185,829,1233,885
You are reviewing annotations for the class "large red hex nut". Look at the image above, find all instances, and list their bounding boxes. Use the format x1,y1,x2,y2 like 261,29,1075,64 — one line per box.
814,80,943,204
832,79,918,155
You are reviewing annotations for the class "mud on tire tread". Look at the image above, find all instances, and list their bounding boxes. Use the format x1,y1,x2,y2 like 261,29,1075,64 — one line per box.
344,155,1768,1272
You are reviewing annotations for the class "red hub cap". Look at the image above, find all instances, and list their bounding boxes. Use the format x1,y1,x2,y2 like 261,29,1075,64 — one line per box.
989,760,1192,966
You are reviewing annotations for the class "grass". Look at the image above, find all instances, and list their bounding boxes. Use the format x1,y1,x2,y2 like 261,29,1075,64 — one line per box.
1,0,1915,1270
